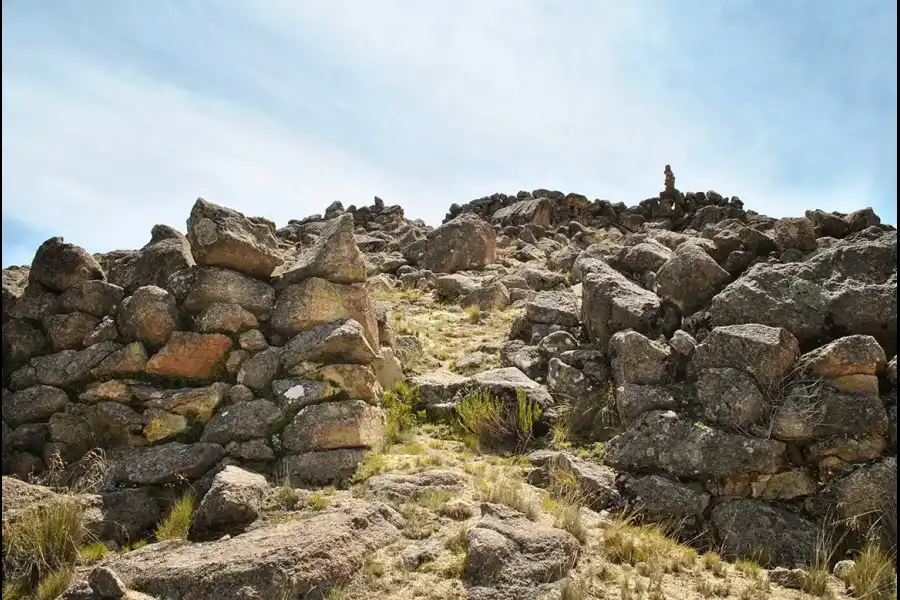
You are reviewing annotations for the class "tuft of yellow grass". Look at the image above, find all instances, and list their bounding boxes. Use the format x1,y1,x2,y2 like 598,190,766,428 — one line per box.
155,494,194,541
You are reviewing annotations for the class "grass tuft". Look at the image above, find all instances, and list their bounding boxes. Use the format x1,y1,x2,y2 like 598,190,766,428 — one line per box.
455,387,541,452
155,494,194,541
32,567,74,600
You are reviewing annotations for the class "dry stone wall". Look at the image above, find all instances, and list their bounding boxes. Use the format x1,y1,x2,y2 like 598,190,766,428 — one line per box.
2,199,394,491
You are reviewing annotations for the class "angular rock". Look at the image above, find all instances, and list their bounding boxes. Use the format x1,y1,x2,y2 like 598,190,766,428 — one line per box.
416,213,496,273
696,368,765,431
103,225,195,293
469,367,554,409
459,281,511,311
111,442,226,485
800,335,887,378
366,470,466,504
525,291,580,327
805,456,896,527
195,303,258,334
29,237,105,293
410,370,470,406
42,311,100,351
116,286,183,350
610,330,672,385
237,329,268,352
656,243,729,317
707,231,897,355
621,474,710,524
180,267,275,320
749,470,818,501
372,347,404,390
2,385,71,427
434,274,478,302
285,363,381,402
6,422,48,455
189,465,267,541
186,198,284,279
282,399,385,453
280,319,378,371
771,386,887,441
91,342,148,378
57,281,125,318
143,382,230,422
271,278,379,349
227,439,275,462
201,399,285,446
145,332,232,380
142,408,188,443
621,242,672,273
692,324,799,387
773,217,817,252
88,566,128,599
711,499,819,567
274,214,366,286
236,347,281,391
276,448,369,486
500,341,544,381
102,501,400,599
605,410,786,479
581,263,661,350
615,383,683,423
2,319,48,363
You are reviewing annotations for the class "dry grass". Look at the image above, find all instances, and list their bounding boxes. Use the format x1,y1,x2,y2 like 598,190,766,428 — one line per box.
601,515,697,575
844,537,897,600
155,494,194,541
32,567,74,600
473,468,540,520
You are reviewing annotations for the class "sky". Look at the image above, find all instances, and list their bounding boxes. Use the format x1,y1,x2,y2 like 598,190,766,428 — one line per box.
2,0,897,268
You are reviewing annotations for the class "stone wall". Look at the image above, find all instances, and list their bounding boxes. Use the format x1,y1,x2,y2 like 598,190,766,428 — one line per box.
2,199,396,491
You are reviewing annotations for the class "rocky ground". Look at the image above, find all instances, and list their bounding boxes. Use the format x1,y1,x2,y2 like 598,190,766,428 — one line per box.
2,180,897,600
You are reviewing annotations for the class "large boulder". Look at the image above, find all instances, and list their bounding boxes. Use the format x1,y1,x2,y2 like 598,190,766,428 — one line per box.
524,291,580,327
415,213,496,273
200,399,284,446
711,499,820,567
581,262,662,350
101,501,400,599
102,225,195,293
799,335,887,378
275,448,369,486
281,319,379,371
692,324,799,388
468,367,554,409
773,217,817,252
707,230,897,355
2,385,70,427
29,237,105,293
57,280,125,317
274,214,366,286
189,466,267,541
110,442,226,485
145,333,233,380
186,198,284,279
605,410,786,479
42,312,100,351
179,267,275,320
282,399,385,453
696,367,765,431
20,341,121,388
271,278,379,349
655,243,730,318
116,286,183,350
771,386,887,441
805,457,896,537
2,319,48,364
491,198,554,228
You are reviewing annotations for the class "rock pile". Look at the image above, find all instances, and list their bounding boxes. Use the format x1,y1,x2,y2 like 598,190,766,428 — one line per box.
2,199,394,495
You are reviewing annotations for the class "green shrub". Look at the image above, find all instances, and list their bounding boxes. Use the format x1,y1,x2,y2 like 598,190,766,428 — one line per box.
455,387,542,451
382,381,423,444
155,494,194,541
33,568,74,600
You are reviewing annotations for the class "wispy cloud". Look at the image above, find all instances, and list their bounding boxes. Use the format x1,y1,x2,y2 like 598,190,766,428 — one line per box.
2,0,896,268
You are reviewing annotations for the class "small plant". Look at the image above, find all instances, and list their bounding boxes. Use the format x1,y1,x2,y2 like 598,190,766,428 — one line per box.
474,470,539,520
78,541,108,563
2,498,87,587
560,574,590,600
306,492,330,511
32,567,74,600
455,387,542,451
119,539,148,553
601,514,696,574
702,552,728,577
399,504,438,539
353,451,388,483
845,537,897,600
464,305,481,324
382,381,423,445
445,525,470,554
733,558,762,577
155,494,194,541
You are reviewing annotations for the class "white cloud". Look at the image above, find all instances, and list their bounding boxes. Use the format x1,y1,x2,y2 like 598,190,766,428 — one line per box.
1,0,890,267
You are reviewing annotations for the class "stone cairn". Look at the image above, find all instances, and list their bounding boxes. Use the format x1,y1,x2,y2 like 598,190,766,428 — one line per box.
2,198,395,497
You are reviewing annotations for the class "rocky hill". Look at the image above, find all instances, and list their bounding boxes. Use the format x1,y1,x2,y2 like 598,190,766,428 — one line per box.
2,175,897,600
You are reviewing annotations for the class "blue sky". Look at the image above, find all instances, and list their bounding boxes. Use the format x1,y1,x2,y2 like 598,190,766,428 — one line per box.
2,0,896,268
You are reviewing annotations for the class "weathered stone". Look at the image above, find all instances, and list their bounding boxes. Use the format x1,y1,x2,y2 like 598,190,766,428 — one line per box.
180,267,275,320
805,457,896,528
581,263,661,350
57,281,124,317
274,214,366,286
372,347,404,390
800,335,887,378
111,442,226,485
696,368,765,431
237,348,281,391
605,410,786,479
189,466,267,541
227,439,275,462
276,448,369,486
749,470,818,500
366,470,466,504
621,242,672,273
707,231,897,356
102,501,400,599
2,385,71,427
237,329,268,352
186,198,284,279
711,499,819,567
116,286,183,350
83,316,120,347
806,432,887,465
621,474,709,524
500,341,545,381
773,217,817,252
145,332,232,380
459,281,511,311
282,399,385,453
143,382,230,422
42,311,100,351
79,380,135,405
615,383,683,424
656,243,730,317
469,367,554,409
771,386,887,441
91,342,148,378
196,303,258,334
29,237,105,293
692,324,799,387
88,566,128,599
142,408,188,443
270,378,341,412
2,319,48,363
271,278,379,349
225,349,248,376
6,422,48,455
280,319,378,371
610,330,672,385
285,363,381,402
525,291,580,327
5,280,59,322
416,213,496,273
410,370,470,406
103,225,195,293
434,274,478,302
201,399,284,446
46,411,93,463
